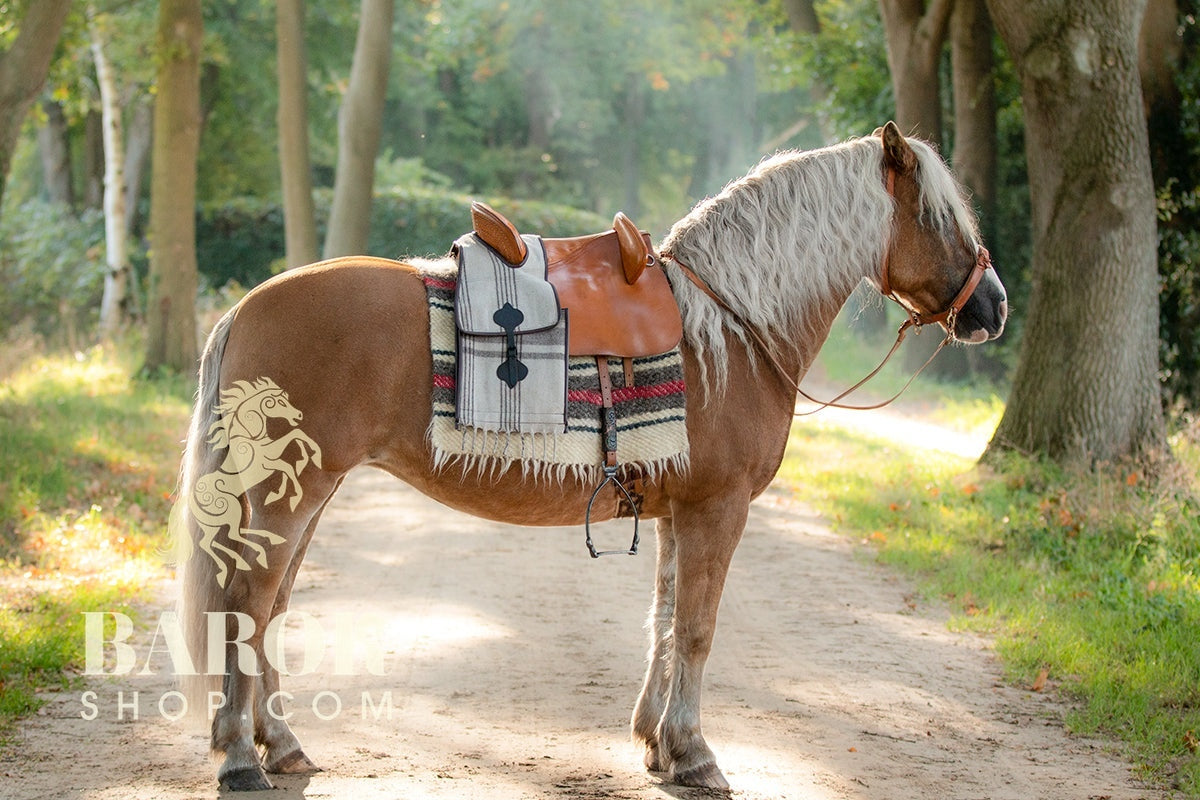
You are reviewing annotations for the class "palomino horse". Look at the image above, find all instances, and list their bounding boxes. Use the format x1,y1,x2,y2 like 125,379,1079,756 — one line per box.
175,123,1007,791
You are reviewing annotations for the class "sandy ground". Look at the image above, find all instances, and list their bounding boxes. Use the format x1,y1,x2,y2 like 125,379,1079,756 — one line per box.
0,414,1165,800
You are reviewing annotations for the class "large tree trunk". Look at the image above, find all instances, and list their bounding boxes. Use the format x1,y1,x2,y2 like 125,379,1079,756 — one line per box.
0,0,72,212
276,0,319,268
986,0,1165,465
37,100,73,207
878,0,953,143
92,14,132,338
323,0,394,259
145,0,203,374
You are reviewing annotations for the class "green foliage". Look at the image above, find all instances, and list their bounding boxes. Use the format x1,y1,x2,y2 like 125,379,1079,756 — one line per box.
196,183,609,289
0,345,190,732
0,201,108,342
776,416,1200,793
795,0,893,139
0,582,134,731
1156,9,1200,410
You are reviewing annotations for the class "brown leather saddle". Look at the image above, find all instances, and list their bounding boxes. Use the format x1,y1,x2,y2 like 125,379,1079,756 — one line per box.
467,202,684,557
470,201,682,358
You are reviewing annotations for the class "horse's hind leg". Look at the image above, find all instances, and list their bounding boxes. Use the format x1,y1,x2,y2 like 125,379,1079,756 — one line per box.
655,495,749,790
254,477,344,774
631,516,677,771
211,474,341,791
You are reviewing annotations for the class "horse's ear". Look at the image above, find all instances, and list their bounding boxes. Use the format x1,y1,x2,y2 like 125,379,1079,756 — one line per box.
880,121,916,174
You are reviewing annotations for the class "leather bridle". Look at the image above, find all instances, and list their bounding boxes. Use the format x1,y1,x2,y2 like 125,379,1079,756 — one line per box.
878,165,993,338
665,162,994,415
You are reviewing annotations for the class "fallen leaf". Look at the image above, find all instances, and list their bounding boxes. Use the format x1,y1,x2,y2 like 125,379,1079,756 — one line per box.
1185,730,1198,753
1030,667,1049,692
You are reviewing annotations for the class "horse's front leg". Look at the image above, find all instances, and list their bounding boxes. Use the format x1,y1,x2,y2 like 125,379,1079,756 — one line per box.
656,494,749,790
631,516,677,771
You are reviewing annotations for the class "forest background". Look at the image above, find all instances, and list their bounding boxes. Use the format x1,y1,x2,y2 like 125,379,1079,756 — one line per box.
5,0,1200,792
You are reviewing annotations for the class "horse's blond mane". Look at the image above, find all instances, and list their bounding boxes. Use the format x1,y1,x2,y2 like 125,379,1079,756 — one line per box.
660,133,978,389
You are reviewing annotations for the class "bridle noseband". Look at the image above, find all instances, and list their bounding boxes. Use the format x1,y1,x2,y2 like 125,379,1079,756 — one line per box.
666,158,994,415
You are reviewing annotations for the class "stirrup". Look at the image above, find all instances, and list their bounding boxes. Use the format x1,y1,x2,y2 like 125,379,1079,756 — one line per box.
584,465,640,558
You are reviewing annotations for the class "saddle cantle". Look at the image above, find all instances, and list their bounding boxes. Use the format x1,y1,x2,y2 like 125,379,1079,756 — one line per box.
470,201,683,358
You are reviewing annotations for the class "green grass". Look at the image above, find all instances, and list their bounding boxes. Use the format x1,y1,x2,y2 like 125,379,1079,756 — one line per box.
0,343,191,736
776,412,1200,795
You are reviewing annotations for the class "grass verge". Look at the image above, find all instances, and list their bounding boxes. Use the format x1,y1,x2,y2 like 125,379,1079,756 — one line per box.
776,412,1200,795
0,344,191,737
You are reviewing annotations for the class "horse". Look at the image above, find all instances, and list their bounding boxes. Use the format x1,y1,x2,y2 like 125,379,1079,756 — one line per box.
174,122,1008,791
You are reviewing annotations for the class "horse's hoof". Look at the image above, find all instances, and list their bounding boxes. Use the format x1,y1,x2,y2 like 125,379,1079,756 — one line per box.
218,765,274,791
265,749,321,775
643,744,665,773
672,761,730,790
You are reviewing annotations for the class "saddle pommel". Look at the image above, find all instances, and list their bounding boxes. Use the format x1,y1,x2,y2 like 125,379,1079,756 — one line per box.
614,212,652,285
471,201,528,265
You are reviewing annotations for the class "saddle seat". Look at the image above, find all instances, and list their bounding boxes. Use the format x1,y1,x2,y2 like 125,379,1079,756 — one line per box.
470,202,683,358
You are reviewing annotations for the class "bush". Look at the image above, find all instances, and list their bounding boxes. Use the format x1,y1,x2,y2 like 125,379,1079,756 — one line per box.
196,186,610,289
0,202,107,343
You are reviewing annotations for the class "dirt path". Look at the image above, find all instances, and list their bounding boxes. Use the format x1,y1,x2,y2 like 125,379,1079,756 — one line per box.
1,435,1163,799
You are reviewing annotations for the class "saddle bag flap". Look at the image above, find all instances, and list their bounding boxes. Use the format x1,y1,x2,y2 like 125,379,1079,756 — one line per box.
454,233,561,335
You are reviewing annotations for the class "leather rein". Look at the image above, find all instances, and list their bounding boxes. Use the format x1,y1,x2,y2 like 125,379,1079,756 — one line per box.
664,165,993,416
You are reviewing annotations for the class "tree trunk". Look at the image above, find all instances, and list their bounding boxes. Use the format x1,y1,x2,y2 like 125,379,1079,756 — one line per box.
84,110,105,209
1139,0,1181,117
620,77,644,218
950,0,997,238
985,0,1165,465
92,14,132,338
277,0,319,268
878,0,953,143
323,0,394,259
123,99,153,238
37,100,73,207
0,0,72,212
145,0,203,374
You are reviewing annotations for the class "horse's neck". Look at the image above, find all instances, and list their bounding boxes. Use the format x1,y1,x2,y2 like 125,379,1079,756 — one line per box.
699,277,863,428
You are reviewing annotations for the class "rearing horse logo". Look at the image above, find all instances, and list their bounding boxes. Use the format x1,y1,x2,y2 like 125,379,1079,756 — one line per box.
189,377,322,588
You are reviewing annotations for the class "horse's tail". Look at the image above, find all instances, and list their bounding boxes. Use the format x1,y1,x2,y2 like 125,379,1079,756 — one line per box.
172,307,237,716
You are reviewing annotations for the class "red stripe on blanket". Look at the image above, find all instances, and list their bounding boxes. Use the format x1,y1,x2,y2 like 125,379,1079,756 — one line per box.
567,379,686,406
432,374,456,389
422,276,457,290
